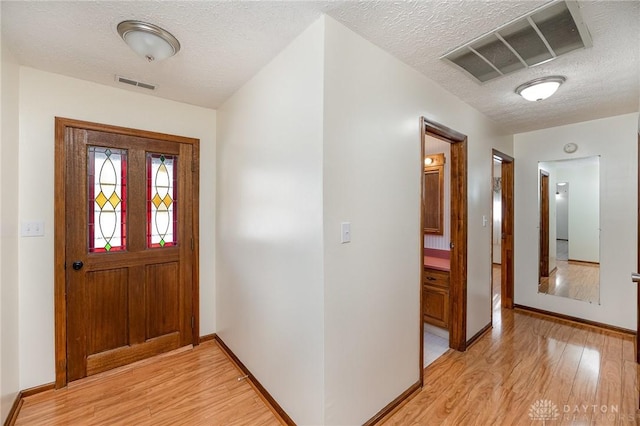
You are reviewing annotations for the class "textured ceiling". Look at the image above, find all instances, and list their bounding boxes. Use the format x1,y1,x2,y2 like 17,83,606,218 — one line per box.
2,1,639,134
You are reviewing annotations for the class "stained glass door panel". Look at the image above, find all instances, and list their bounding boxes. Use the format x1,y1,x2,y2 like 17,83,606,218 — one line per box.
147,153,177,248
88,147,127,252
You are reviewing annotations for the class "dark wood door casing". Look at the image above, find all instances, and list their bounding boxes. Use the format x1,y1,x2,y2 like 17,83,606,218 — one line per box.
420,117,468,385
492,150,515,310
448,139,467,352
501,159,515,309
637,132,639,364
539,170,550,280
54,118,200,388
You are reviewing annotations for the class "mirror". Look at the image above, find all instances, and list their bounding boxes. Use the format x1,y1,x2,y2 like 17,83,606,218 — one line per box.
538,156,600,303
424,153,445,235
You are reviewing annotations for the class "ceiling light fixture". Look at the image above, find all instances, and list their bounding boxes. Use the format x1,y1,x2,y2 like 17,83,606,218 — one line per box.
117,20,180,62
515,76,566,102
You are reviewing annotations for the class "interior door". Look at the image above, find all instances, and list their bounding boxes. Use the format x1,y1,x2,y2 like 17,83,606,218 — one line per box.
64,126,194,381
501,159,514,308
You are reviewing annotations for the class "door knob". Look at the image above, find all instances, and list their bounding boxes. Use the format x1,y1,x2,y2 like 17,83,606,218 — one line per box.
632,273,640,283
72,261,84,271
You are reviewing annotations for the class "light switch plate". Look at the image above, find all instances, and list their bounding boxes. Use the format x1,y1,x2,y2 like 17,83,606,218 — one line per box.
21,221,45,237
341,222,351,244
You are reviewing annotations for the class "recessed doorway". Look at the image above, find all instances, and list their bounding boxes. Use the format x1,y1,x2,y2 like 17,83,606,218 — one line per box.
491,150,515,329
419,117,468,381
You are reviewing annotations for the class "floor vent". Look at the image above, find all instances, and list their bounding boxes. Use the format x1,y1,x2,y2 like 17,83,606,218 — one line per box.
441,0,592,83
115,75,156,90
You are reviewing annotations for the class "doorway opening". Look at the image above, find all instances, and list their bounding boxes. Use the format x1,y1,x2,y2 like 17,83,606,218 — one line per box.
419,117,467,379
637,130,640,364
556,182,569,262
539,169,551,282
491,150,514,330
492,157,503,312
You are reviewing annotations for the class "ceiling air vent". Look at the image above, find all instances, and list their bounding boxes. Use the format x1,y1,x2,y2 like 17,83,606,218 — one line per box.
441,0,592,83
115,75,157,90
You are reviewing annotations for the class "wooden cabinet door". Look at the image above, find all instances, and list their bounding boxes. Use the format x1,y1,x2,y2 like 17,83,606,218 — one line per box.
423,285,449,329
423,268,450,329
65,127,194,381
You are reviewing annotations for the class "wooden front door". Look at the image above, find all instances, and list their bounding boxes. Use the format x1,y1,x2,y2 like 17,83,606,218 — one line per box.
56,118,199,385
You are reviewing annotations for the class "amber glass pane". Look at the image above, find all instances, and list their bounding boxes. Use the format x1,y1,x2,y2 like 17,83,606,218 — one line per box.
147,153,177,248
88,147,127,252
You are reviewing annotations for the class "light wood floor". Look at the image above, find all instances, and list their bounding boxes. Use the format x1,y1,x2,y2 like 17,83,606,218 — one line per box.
387,309,638,425
15,342,281,425
388,266,638,425
16,287,639,425
539,260,600,304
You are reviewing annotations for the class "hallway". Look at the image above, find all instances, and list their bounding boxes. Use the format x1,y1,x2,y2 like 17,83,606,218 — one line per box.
15,309,639,425
388,307,637,424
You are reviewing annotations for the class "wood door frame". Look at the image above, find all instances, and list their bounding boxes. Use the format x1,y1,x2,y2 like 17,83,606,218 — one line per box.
539,169,550,281
637,131,640,364
419,117,468,384
54,117,200,389
491,150,515,312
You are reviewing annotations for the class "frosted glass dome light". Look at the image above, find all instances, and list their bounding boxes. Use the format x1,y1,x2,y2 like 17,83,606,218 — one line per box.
117,21,180,62
515,76,566,102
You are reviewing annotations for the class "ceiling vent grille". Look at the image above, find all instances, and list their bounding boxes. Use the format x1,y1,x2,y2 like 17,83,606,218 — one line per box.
441,0,592,83
115,75,157,90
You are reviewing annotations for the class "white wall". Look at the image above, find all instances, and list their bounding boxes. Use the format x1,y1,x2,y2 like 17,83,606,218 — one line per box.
216,15,512,425
424,135,451,251
515,113,638,329
1,30,21,424
18,67,216,389
556,159,600,262
322,16,512,424
216,19,326,425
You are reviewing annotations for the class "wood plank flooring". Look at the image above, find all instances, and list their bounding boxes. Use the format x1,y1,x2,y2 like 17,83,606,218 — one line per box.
539,260,600,304
386,266,637,425
386,307,639,425
15,342,281,425
16,281,640,425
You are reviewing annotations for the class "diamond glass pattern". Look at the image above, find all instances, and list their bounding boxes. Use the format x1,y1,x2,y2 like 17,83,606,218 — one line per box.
147,153,177,248
88,147,127,252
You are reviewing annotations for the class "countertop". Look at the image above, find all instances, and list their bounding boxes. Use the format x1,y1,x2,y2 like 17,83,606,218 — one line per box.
423,248,450,272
